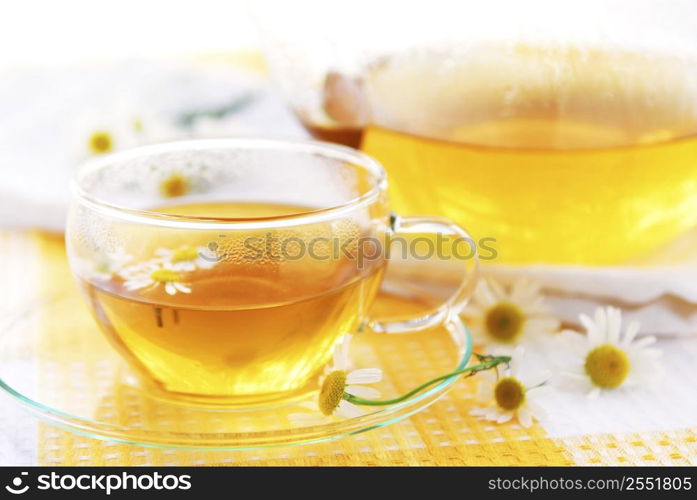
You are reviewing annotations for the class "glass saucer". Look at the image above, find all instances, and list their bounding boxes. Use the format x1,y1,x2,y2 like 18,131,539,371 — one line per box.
0,290,471,450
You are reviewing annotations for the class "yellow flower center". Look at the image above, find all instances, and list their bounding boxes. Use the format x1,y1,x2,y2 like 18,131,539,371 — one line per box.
88,131,113,154
150,269,181,283
485,302,525,342
319,370,347,416
159,174,190,198
171,246,199,263
494,377,526,411
584,344,630,388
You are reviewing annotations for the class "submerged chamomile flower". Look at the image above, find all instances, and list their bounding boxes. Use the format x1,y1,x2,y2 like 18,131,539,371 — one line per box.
289,335,382,425
155,246,216,271
470,346,551,428
87,248,133,281
558,306,663,398
461,278,560,349
121,261,192,296
159,173,191,198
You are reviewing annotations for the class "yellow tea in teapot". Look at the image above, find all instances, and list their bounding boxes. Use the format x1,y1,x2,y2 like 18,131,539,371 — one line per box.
311,44,697,265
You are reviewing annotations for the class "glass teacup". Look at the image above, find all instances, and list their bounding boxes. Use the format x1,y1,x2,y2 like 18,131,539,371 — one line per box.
67,139,477,406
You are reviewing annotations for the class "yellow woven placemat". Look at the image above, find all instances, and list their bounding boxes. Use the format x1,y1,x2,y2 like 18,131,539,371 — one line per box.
4,231,685,466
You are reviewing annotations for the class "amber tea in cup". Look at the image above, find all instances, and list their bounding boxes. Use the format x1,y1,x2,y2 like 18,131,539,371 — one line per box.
67,139,477,406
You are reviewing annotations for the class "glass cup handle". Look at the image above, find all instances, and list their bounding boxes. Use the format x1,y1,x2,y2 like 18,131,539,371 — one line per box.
368,214,479,334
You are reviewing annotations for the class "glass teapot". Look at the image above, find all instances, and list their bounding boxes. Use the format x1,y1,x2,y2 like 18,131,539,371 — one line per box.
255,0,697,266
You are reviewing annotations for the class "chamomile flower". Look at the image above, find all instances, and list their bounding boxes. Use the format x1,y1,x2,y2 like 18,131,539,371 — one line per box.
289,335,382,424
74,107,181,161
83,248,133,281
121,261,192,296
83,125,138,156
74,110,143,159
461,278,560,350
470,346,551,428
558,306,663,398
319,334,383,417
155,246,217,271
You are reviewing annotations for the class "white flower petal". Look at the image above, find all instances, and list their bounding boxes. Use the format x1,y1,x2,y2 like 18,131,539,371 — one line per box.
622,320,641,347
474,280,497,305
509,346,525,377
488,279,508,301
510,278,539,307
461,307,482,321
518,407,534,428
580,314,602,346
165,282,177,295
524,317,560,334
631,336,657,350
335,400,364,418
484,407,504,420
471,406,502,422
559,330,587,350
174,282,192,294
526,400,546,418
587,387,601,399
346,368,382,385
470,407,488,418
124,278,153,290
527,385,554,398
524,369,551,388
606,307,622,344
496,411,513,424
196,258,217,269
172,262,196,272
346,385,380,399
526,296,551,315
594,307,608,339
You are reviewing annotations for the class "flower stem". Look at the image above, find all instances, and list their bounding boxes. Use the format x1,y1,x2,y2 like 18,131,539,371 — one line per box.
343,354,511,406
